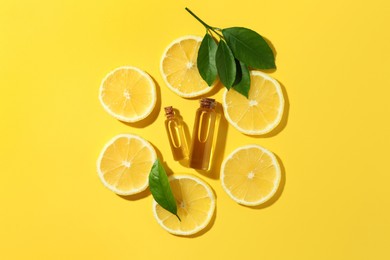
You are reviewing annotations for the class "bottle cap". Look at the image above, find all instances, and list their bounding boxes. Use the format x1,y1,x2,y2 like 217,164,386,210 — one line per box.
200,98,216,109
164,106,174,117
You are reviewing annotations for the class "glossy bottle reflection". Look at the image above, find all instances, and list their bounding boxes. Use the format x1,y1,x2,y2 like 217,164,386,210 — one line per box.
164,106,189,161
189,98,217,170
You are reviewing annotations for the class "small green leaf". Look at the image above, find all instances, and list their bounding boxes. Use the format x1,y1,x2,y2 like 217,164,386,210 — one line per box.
232,60,250,98
149,159,180,221
222,27,276,69
216,40,236,89
197,33,218,86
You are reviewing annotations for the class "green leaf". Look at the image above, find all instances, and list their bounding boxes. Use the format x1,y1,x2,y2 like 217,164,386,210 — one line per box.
222,27,276,69
197,33,218,86
216,40,236,89
232,59,242,87
149,159,180,221
232,60,250,98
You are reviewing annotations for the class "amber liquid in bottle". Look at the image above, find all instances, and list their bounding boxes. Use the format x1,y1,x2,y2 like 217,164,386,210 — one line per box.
164,106,189,161
189,98,217,170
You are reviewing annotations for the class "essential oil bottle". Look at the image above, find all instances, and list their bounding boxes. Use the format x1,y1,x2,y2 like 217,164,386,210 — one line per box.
164,106,189,161
189,98,217,170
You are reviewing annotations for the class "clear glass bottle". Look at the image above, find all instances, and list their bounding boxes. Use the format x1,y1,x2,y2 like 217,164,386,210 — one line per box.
164,106,189,161
189,98,217,170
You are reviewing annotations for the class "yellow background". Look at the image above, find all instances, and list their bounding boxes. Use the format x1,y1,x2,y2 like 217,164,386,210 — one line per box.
1,0,390,259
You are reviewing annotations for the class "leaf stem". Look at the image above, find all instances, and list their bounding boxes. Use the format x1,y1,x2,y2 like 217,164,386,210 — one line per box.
208,28,224,39
185,8,211,29
185,8,224,39
176,214,181,222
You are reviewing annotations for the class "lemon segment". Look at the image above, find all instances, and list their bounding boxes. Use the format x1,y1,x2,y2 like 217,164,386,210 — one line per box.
97,134,156,195
152,175,215,236
221,145,281,206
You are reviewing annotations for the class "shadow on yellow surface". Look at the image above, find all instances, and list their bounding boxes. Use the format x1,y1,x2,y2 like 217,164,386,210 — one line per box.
264,35,278,73
206,80,224,98
117,188,151,201
120,75,162,128
181,80,224,101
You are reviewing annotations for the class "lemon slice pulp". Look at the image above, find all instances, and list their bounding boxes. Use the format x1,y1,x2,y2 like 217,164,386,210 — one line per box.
221,144,281,206
152,174,215,236
160,35,216,98
223,71,284,135
99,66,156,122
97,134,156,195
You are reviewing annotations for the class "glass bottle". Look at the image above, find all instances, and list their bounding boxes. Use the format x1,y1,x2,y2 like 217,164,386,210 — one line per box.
189,98,217,170
164,106,189,161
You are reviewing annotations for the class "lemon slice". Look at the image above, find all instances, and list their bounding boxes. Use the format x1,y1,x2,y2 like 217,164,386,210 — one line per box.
99,66,157,122
97,134,156,195
221,145,281,206
222,71,284,135
152,175,215,236
160,35,216,98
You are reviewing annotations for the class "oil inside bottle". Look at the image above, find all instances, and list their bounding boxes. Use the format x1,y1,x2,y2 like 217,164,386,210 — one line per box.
189,98,217,170
164,106,189,161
